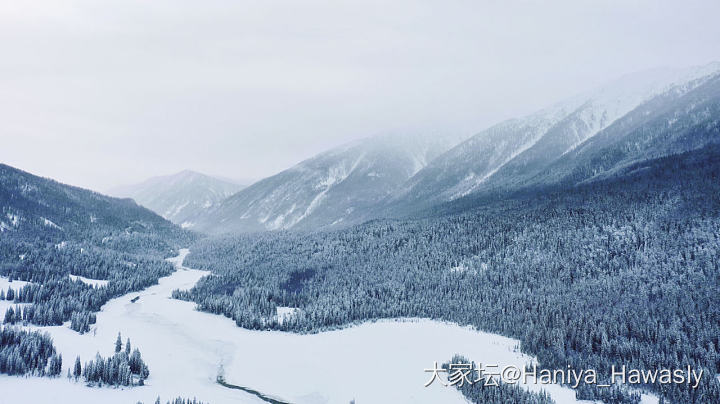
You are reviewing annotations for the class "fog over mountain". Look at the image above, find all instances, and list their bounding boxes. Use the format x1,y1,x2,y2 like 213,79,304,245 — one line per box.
2,1,719,191
3,2,720,404
388,62,720,214
177,62,720,234
188,133,463,234
108,170,245,226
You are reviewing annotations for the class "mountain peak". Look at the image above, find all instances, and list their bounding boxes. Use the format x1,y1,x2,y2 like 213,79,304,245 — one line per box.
389,62,720,212
188,133,465,234
108,171,245,225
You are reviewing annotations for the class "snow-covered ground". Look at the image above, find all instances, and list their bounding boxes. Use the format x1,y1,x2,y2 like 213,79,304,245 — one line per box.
0,276,30,292
0,250,595,404
68,274,110,288
0,276,30,314
275,306,300,325
640,392,660,404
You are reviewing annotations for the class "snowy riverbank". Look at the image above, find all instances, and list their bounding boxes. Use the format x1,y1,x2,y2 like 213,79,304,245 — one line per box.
0,249,597,404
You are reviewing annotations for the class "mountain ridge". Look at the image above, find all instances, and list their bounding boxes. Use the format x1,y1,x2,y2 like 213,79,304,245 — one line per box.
0,162,187,245
108,170,245,227
385,62,720,215
187,133,465,234
124,62,720,235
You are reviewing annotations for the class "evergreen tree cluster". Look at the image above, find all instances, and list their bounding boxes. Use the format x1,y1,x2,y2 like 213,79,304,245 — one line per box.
161,399,206,404
70,311,97,333
574,383,641,404
0,326,61,376
179,146,720,403
3,305,21,324
1,286,15,300
0,162,194,332
136,397,208,404
443,355,556,404
81,332,149,387
0,240,179,329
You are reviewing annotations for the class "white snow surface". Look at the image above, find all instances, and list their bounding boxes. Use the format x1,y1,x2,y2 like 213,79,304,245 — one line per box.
411,62,720,204
275,306,300,325
639,392,660,404
0,276,31,315
41,217,62,230
68,274,109,288
0,250,594,404
7,213,19,227
0,276,30,292
109,170,244,225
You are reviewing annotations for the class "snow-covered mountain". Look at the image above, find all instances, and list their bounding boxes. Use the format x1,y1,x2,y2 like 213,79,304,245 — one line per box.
188,134,464,234
109,170,244,227
0,163,181,239
534,68,720,188
390,62,720,212
170,63,720,234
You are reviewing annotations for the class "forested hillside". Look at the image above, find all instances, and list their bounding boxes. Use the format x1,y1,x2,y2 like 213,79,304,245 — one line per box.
0,164,193,329
179,145,720,403
0,327,61,376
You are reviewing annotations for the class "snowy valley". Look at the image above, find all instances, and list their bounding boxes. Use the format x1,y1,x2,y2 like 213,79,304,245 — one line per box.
1,251,602,404
2,61,720,404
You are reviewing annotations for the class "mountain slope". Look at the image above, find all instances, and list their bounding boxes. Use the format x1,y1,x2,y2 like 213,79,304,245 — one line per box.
0,164,194,331
109,170,244,227
532,71,720,188
391,63,720,213
0,163,183,241
189,134,463,234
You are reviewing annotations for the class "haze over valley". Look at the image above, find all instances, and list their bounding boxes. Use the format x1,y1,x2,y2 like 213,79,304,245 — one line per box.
2,2,720,404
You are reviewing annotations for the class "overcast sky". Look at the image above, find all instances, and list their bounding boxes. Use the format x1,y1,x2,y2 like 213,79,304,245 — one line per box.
1,0,719,191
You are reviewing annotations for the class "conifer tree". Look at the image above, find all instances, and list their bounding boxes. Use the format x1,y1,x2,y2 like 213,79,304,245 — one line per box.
3,307,13,324
74,356,82,380
48,354,62,376
115,332,122,353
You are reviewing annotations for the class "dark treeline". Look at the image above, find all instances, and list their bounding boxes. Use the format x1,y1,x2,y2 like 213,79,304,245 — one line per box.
1,242,176,330
0,162,194,332
80,332,149,387
138,398,208,404
178,146,720,403
0,326,61,377
443,355,556,404
69,311,97,334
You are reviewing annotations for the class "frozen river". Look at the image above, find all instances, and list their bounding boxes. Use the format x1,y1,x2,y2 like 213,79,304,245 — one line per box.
0,249,594,404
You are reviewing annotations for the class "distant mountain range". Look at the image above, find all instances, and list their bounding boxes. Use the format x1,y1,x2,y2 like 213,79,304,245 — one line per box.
108,170,244,227
179,62,719,234
389,62,720,214
6,62,719,236
186,134,464,234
